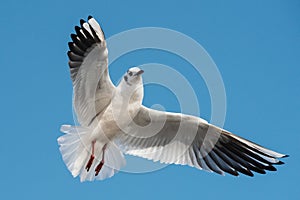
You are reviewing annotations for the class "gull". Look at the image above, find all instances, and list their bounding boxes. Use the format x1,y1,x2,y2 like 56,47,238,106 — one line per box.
57,16,288,182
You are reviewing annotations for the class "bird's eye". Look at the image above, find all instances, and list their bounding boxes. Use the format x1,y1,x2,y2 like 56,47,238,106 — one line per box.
128,71,133,76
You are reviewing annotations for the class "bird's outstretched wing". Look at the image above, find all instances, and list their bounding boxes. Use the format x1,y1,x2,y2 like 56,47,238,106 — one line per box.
116,106,287,176
67,16,115,126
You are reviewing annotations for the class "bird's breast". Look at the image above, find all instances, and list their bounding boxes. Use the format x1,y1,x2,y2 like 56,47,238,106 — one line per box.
93,94,141,141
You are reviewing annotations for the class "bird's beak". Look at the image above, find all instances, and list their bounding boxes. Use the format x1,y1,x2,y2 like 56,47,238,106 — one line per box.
135,69,144,76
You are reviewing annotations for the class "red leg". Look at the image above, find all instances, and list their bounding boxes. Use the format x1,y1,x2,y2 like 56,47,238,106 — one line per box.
85,141,96,172
95,144,107,176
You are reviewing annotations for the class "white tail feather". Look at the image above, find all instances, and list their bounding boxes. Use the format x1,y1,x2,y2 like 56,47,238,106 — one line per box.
58,125,126,182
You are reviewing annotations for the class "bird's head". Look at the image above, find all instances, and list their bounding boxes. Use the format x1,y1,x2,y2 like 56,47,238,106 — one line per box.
123,67,144,86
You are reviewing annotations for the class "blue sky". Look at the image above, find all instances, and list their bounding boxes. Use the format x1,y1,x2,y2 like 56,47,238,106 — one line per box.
1,0,299,199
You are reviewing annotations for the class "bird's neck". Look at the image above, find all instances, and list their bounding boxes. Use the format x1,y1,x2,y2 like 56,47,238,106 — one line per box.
117,79,144,105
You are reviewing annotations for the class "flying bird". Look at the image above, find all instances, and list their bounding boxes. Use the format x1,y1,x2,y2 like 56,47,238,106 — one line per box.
57,16,287,182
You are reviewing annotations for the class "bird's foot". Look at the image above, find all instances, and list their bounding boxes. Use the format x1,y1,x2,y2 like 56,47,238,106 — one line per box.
85,141,96,172
85,155,95,172
95,144,107,176
95,160,104,176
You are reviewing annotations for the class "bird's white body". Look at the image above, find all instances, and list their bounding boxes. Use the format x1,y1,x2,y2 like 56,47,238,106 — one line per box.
90,75,144,143
57,16,287,182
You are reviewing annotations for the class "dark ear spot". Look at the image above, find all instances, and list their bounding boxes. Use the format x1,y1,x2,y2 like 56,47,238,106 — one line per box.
124,75,128,81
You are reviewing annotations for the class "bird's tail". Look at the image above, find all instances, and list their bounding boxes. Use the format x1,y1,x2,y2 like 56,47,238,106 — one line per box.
57,125,126,182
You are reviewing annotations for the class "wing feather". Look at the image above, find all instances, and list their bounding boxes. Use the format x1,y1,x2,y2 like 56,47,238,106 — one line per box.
116,106,287,177
67,16,115,126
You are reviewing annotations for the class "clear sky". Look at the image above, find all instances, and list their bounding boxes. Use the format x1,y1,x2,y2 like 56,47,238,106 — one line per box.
1,0,299,199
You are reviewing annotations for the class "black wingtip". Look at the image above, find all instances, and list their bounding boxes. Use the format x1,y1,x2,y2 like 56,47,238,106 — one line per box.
80,19,86,26
88,15,93,20
282,154,289,158
70,33,77,40
245,170,254,177
277,161,285,165
245,168,254,177
265,165,277,171
68,42,73,48
75,26,81,32
231,170,239,177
